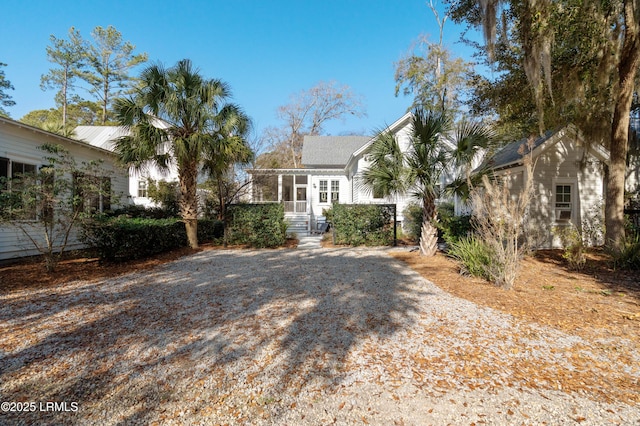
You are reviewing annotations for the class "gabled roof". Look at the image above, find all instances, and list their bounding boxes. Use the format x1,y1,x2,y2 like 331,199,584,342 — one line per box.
73,126,129,151
482,130,555,171
345,111,414,171
0,116,114,156
478,125,609,172
301,135,370,167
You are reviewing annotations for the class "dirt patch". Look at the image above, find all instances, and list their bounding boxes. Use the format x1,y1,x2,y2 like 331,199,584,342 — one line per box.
389,248,640,343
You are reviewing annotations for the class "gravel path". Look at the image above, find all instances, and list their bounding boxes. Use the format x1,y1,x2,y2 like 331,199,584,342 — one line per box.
1,247,638,425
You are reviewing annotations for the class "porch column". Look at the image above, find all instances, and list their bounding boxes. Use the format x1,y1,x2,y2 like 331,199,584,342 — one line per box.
307,174,312,232
277,174,283,202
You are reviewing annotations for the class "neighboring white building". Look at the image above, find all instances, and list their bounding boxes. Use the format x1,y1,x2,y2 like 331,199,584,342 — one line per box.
74,126,179,208
479,125,614,249
248,112,458,233
0,117,129,260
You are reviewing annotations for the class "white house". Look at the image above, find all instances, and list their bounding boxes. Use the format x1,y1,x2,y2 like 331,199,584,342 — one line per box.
248,112,458,233
479,125,615,248
74,125,180,208
0,117,129,261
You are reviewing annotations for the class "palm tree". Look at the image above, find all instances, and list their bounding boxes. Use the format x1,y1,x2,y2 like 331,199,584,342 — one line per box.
113,59,251,248
201,116,253,246
361,108,493,256
445,119,495,203
362,108,449,256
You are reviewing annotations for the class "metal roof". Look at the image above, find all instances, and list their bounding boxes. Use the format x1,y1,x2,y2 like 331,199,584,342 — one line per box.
301,135,370,167
73,126,130,151
479,129,555,171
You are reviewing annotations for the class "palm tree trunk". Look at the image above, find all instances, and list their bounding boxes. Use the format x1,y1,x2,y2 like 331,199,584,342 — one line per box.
419,194,438,256
180,162,199,249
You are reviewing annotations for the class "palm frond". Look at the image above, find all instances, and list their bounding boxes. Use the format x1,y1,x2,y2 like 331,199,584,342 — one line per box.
359,131,407,197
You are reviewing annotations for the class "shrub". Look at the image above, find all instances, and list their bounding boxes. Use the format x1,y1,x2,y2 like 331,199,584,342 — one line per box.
108,204,177,219
330,204,395,246
554,224,586,271
402,202,423,242
198,219,224,243
226,203,286,248
438,207,472,244
81,217,223,261
147,179,180,217
81,217,185,261
469,142,535,289
447,235,493,280
610,234,640,270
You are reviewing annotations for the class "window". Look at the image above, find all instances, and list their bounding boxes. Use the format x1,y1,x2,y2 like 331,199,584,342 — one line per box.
40,165,55,223
138,180,149,198
0,159,38,220
319,180,328,203
12,162,37,180
0,157,8,190
331,180,339,202
555,184,573,222
73,173,111,213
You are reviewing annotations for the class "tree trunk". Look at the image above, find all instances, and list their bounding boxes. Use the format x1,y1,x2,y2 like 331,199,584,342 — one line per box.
605,0,640,252
419,194,438,256
179,162,199,249
101,79,109,125
62,69,68,129
217,175,229,248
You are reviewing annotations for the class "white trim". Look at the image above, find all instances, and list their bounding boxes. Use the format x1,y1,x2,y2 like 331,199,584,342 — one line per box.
0,116,116,157
345,111,413,171
552,178,578,225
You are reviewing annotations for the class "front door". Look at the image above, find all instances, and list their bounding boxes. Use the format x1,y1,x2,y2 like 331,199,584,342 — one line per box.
295,187,307,212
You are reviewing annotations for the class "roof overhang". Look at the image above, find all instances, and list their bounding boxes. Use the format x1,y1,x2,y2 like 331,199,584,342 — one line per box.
247,168,346,176
0,116,116,157
345,111,414,171
482,124,609,173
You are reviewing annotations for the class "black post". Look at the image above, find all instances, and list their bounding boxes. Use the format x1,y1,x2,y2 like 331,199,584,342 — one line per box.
393,204,397,246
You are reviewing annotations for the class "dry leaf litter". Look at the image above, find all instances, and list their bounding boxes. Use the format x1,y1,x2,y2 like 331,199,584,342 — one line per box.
1,247,638,425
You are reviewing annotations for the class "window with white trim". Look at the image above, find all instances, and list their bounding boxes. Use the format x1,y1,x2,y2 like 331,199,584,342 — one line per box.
319,180,328,203
0,158,38,219
555,184,573,222
331,180,339,202
73,173,111,213
138,180,149,198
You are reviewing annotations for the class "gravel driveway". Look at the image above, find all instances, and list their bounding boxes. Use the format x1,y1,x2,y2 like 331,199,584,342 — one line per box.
1,247,639,425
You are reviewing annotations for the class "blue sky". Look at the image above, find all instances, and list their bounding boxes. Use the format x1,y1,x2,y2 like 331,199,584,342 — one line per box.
2,0,478,140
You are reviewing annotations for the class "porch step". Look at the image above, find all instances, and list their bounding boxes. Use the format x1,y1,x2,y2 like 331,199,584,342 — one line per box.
286,219,309,234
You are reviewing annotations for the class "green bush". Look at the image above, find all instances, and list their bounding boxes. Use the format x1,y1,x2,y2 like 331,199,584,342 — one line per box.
553,224,586,271
226,203,286,248
81,217,185,261
108,204,177,219
198,219,224,243
437,202,472,243
610,234,640,270
147,179,180,217
329,204,394,246
402,203,423,242
81,217,223,261
447,235,493,280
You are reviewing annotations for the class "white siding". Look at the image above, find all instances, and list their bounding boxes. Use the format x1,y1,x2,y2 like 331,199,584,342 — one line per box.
0,120,129,261
309,174,349,223
498,135,606,249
